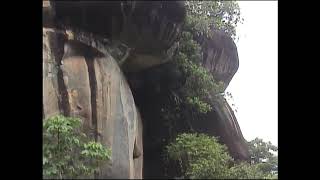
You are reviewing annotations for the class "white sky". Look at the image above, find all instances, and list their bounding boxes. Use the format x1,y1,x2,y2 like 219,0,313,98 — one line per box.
226,1,278,146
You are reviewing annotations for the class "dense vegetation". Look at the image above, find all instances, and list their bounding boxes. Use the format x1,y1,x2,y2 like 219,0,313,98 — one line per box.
184,0,242,39
166,133,278,179
164,3,278,174
166,133,232,179
43,115,111,179
174,31,224,114
248,138,278,178
158,1,242,145
169,0,242,114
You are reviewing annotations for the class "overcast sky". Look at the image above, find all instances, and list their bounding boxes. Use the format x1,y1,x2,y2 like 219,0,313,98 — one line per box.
226,1,278,146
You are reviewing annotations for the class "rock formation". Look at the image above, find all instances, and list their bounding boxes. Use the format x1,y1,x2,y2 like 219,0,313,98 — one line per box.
192,30,248,160
199,30,240,91
43,1,249,178
191,95,250,161
51,1,185,72
43,28,143,178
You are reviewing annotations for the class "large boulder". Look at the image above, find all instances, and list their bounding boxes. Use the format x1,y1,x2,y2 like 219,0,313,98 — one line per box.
43,28,143,179
199,31,239,91
51,1,186,72
194,31,248,160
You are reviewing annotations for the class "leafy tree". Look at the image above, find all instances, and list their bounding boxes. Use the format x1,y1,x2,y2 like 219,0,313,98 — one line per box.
161,2,252,178
228,162,265,179
166,133,278,179
164,2,279,179
248,138,278,177
184,0,242,39
166,133,232,179
174,29,224,114
43,115,111,179
170,1,242,114
248,138,278,164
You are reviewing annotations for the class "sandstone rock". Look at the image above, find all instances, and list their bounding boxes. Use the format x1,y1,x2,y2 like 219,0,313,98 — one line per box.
43,28,60,119
60,56,92,130
43,28,143,178
43,1,55,28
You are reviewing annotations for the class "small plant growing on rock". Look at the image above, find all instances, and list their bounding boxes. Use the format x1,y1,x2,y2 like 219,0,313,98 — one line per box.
43,115,111,179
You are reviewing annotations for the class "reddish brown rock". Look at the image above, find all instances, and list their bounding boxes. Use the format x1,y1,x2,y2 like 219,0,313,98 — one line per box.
43,28,143,178
43,28,60,119
60,56,92,130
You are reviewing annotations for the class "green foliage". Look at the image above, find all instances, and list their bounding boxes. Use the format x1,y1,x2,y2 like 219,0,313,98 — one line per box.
166,133,278,179
228,162,265,179
166,133,232,179
248,138,278,177
264,172,278,179
43,115,111,179
163,2,278,179
174,31,224,114
248,138,278,164
163,1,242,115
186,96,212,113
228,139,278,179
184,0,242,39
229,162,278,179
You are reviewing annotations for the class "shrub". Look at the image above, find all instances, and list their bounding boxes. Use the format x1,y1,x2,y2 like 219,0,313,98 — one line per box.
166,133,232,179
166,133,277,179
184,0,242,39
228,162,265,179
43,115,111,179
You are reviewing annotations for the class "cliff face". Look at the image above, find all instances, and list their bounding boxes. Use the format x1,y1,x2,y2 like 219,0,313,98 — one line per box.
43,1,249,178
43,28,143,178
194,31,248,160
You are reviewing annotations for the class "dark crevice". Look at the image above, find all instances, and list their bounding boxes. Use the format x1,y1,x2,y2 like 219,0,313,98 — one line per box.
48,32,70,116
63,39,103,143
84,56,98,142
56,68,70,116
84,55,98,179
125,63,187,178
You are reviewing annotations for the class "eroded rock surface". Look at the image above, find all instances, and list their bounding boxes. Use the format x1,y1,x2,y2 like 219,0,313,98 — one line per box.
199,31,239,91
51,1,185,72
43,28,143,178
191,95,250,161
